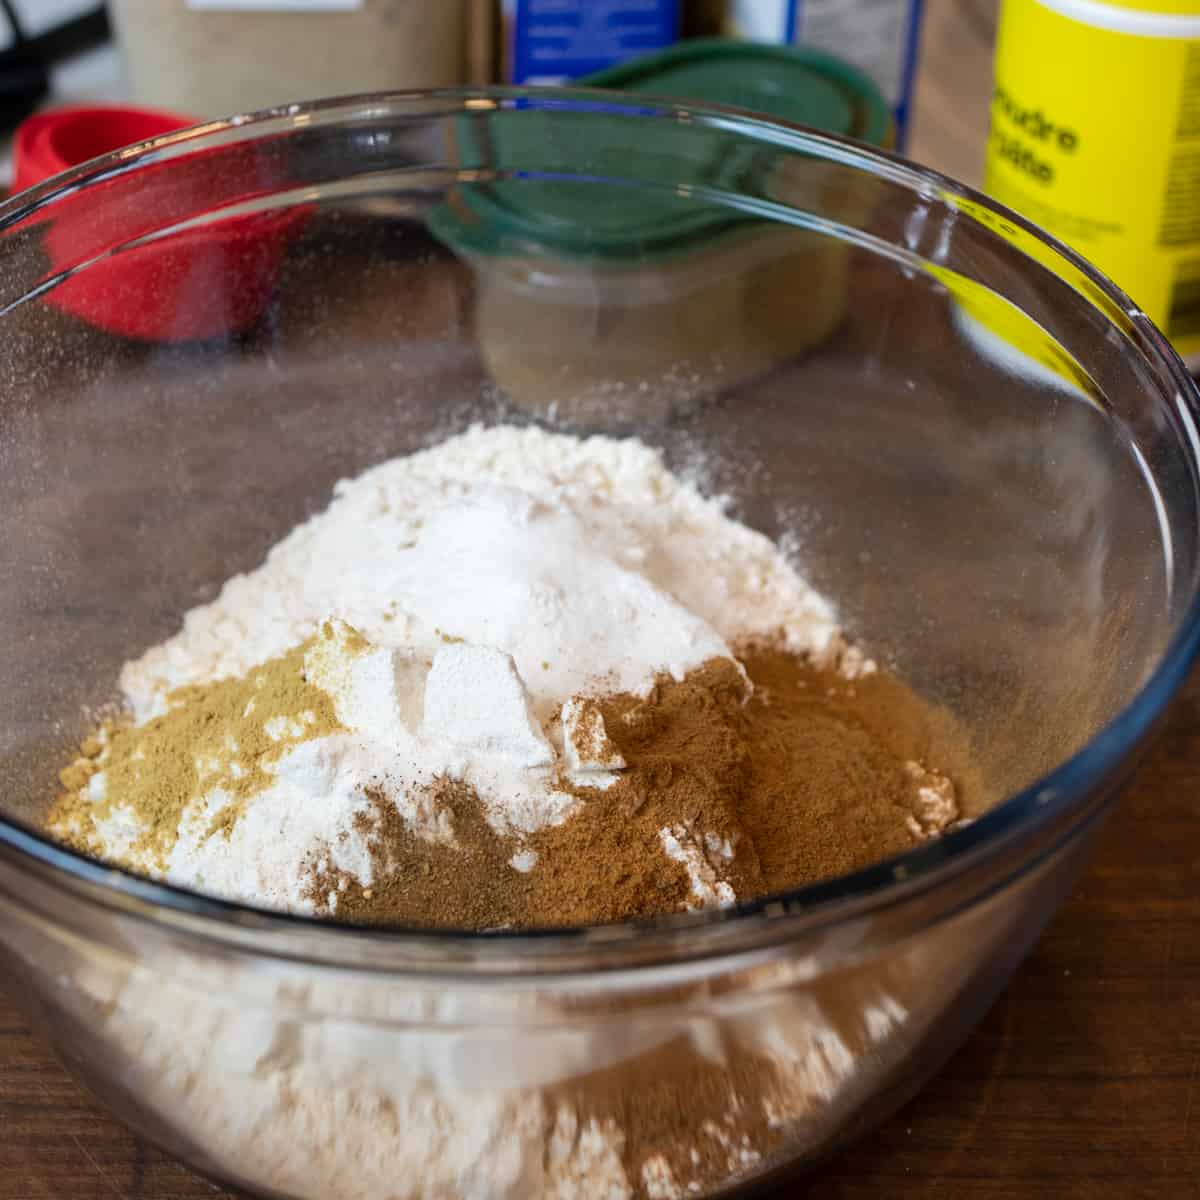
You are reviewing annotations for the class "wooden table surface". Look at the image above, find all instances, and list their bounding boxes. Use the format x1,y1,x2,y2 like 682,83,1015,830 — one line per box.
5,3,1200,1197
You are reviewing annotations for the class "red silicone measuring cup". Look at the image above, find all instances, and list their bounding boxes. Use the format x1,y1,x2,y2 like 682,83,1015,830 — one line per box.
13,105,304,342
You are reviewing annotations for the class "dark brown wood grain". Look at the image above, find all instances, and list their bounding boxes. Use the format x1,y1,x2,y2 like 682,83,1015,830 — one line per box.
3,665,1198,1200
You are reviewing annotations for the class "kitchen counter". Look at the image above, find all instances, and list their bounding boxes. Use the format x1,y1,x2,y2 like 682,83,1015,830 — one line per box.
3,3,1199,1197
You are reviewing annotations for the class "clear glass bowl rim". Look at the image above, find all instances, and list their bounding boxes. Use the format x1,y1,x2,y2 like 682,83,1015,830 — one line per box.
1,86,1198,973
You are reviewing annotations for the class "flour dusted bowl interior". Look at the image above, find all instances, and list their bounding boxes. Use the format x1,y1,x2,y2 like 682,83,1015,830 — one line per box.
0,92,1198,1200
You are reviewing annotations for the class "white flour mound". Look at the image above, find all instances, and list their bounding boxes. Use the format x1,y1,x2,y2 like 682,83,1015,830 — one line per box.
122,423,850,720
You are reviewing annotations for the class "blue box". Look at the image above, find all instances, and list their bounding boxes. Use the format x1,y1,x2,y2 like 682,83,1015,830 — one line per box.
506,0,681,85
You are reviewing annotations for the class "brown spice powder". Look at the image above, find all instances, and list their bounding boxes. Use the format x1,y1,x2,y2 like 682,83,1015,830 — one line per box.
323,642,975,930
314,779,533,928
552,1033,787,1192
527,658,761,925
733,642,973,892
522,644,973,922
546,931,941,1197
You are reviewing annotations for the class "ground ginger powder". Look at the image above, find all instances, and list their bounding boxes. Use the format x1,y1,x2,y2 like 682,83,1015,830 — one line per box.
51,628,346,869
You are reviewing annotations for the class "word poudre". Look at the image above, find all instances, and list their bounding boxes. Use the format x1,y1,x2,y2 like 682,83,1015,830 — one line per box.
48,424,975,1198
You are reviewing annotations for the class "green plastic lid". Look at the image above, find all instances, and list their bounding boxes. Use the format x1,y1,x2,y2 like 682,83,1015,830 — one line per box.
582,38,891,147
431,39,893,263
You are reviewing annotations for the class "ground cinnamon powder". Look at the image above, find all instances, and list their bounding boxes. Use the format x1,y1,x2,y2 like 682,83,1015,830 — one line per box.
316,779,531,928
528,658,760,925
324,642,975,929
733,642,967,891
552,1033,789,1191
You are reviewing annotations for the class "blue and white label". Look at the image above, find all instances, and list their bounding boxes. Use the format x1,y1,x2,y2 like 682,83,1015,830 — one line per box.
507,0,681,85
730,0,925,148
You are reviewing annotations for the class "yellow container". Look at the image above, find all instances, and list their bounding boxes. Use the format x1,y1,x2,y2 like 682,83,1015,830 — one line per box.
986,0,1200,363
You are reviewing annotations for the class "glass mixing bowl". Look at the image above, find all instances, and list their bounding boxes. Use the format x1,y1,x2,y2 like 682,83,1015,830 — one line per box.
0,91,1198,1200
